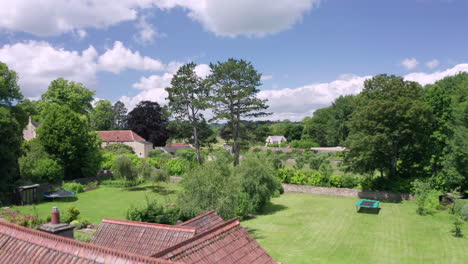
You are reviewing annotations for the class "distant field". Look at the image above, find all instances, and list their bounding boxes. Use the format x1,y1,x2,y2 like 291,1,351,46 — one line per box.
243,193,468,264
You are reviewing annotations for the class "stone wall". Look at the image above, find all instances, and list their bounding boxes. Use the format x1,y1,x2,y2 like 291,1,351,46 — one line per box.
282,184,413,201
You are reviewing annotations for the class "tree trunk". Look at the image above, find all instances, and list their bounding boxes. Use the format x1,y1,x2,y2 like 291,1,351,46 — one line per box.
193,125,202,164
233,118,240,166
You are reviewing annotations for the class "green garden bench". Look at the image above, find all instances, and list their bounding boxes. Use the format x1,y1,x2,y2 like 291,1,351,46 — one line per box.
355,199,380,212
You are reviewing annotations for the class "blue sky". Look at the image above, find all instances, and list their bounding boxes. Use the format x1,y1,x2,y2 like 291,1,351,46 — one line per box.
0,0,467,120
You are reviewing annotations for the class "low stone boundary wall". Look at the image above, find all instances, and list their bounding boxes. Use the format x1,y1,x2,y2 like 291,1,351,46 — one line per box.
282,184,413,201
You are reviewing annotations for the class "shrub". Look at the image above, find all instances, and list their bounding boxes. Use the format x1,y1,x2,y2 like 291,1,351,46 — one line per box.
308,170,325,186
341,174,361,189
277,168,292,183
101,152,117,170
126,198,180,225
309,155,327,170
112,156,137,183
452,216,464,238
453,199,468,221
178,154,239,220
62,182,85,193
175,149,198,163
412,179,437,215
145,157,168,169
236,154,281,213
62,206,80,223
122,153,142,166
290,170,309,185
137,161,155,179
103,143,135,155
289,140,319,149
164,159,187,176
70,218,91,230
319,160,333,179
329,174,342,187
252,148,262,153
149,149,167,158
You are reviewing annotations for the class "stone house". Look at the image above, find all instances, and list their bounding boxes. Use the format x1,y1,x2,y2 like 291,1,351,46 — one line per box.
23,116,39,141
97,130,153,158
265,135,287,145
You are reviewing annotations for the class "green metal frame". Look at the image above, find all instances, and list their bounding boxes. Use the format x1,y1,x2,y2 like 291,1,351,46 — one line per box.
355,199,380,211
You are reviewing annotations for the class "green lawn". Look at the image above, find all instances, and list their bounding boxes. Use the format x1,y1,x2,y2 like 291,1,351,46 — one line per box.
13,182,179,224
243,193,468,264
10,184,468,263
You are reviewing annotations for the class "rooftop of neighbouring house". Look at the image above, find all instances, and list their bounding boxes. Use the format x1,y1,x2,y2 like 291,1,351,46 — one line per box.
153,218,277,264
91,218,197,256
0,219,175,264
178,210,224,234
0,210,275,264
97,130,147,142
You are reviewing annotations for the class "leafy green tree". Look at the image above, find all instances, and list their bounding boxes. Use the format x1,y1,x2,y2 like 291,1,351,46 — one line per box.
302,108,334,146
0,62,22,106
426,73,468,191
345,74,434,179
0,62,23,196
127,101,170,146
168,119,216,147
19,139,64,183
41,78,94,114
112,101,128,130
207,58,270,165
90,100,114,130
37,103,101,179
166,63,210,163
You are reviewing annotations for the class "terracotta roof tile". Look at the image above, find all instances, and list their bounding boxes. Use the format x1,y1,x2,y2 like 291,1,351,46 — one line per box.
153,218,276,264
179,210,224,234
98,130,146,142
91,218,197,256
0,220,176,264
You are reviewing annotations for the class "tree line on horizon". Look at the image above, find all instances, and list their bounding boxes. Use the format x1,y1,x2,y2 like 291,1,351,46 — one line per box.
0,59,467,198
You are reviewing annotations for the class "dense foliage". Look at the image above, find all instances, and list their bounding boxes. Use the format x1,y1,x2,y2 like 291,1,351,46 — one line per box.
127,101,170,146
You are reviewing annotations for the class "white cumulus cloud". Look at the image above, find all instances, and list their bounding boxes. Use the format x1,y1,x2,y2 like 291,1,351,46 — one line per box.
98,41,165,73
0,40,179,98
134,16,163,45
401,58,419,70
0,41,98,98
258,63,468,121
0,0,320,38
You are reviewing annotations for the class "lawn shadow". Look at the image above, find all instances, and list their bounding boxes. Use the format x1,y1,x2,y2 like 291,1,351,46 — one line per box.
357,207,381,215
245,227,266,240
124,185,176,196
258,202,288,216
43,196,78,203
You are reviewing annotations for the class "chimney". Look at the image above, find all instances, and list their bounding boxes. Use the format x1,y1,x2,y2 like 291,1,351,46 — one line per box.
51,206,60,224
38,207,74,239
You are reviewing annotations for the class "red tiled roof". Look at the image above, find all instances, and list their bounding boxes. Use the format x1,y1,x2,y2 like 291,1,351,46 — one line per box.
153,218,276,264
0,220,175,264
91,218,197,256
98,130,146,142
179,210,225,234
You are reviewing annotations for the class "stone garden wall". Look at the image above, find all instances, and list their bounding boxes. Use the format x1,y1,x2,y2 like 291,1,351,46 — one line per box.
282,184,413,201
